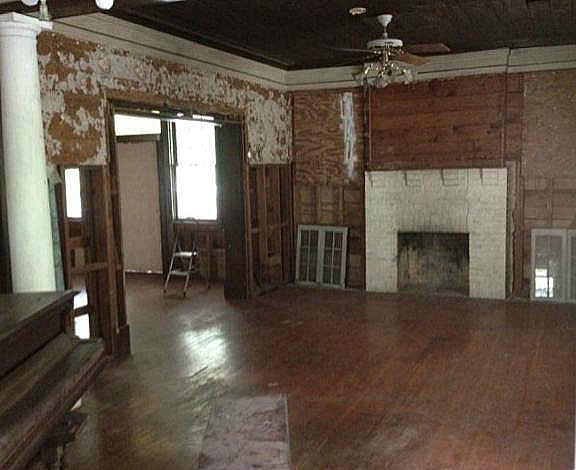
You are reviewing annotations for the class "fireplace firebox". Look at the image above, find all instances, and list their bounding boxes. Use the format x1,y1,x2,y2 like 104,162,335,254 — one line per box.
397,232,469,296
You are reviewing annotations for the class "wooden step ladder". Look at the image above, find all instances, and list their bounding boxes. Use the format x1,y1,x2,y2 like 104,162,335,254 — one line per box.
163,233,209,296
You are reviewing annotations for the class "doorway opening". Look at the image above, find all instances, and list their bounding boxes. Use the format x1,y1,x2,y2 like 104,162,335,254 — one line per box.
111,105,250,300
58,103,251,353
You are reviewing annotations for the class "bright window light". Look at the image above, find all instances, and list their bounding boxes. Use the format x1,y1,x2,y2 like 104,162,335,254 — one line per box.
64,168,82,219
114,114,161,136
174,119,217,220
535,275,554,298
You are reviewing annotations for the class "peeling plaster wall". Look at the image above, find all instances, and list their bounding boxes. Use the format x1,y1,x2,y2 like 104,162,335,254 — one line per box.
37,32,292,165
339,92,358,182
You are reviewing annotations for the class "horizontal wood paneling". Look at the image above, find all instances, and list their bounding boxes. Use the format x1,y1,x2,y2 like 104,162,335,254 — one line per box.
371,93,504,115
369,75,507,170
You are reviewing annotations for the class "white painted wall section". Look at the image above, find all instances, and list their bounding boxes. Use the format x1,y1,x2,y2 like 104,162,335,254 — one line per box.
117,141,163,273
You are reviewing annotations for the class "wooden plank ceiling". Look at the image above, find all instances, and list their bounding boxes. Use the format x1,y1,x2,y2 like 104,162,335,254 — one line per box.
1,0,575,69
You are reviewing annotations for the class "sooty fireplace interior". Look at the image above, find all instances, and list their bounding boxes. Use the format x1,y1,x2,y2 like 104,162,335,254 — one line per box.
397,232,469,296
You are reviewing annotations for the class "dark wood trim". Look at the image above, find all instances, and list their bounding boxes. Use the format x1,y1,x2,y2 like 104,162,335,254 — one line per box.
55,166,73,290
105,103,128,356
116,134,160,144
361,85,369,289
281,163,295,283
157,123,174,278
117,324,131,357
217,121,250,299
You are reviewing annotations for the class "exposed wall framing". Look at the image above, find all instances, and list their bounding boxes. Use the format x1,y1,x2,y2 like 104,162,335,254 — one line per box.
292,89,365,289
248,163,294,289
58,165,127,355
522,70,576,292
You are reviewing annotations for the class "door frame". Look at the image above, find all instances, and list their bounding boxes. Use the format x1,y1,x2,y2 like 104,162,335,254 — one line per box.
107,100,252,299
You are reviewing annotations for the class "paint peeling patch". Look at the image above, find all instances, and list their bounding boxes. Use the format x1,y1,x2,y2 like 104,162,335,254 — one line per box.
37,32,292,166
340,92,358,181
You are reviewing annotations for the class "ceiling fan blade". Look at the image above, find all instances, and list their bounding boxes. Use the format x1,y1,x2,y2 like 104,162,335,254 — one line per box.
404,43,451,55
331,46,380,55
336,55,379,66
396,51,428,65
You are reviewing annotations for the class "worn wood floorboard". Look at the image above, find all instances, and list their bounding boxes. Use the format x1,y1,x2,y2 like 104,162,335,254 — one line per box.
66,275,576,469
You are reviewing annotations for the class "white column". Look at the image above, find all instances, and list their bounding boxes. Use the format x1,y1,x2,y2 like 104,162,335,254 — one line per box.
0,13,55,292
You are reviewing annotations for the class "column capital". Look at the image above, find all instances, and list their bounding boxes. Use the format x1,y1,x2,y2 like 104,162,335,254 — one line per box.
0,12,52,37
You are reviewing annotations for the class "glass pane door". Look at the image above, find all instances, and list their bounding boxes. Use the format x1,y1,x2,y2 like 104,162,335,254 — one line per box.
298,229,318,283
532,230,566,301
568,231,576,302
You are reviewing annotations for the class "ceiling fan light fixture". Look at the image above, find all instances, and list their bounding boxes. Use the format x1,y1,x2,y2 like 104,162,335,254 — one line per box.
357,58,414,88
95,0,114,10
349,6,367,16
20,0,39,6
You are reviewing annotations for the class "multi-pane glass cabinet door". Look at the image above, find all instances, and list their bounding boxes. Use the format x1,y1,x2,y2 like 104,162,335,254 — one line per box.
531,229,576,302
296,225,348,288
568,230,576,302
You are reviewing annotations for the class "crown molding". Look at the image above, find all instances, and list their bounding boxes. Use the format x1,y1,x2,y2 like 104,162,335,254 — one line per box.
53,13,288,90
509,44,576,72
46,13,576,92
285,45,576,91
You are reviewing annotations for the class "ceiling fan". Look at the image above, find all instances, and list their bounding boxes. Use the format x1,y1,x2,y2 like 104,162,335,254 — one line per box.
338,14,450,87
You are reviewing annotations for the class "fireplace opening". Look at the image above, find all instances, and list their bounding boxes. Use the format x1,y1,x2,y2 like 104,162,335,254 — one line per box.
397,232,469,296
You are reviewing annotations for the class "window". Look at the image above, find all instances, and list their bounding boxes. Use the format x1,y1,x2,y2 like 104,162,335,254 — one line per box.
114,114,161,136
172,118,218,220
569,231,576,302
296,225,348,288
531,229,576,303
64,168,82,219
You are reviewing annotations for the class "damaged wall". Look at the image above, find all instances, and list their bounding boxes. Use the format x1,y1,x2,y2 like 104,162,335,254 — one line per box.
37,32,292,166
293,69,576,296
292,88,365,288
522,69,576,282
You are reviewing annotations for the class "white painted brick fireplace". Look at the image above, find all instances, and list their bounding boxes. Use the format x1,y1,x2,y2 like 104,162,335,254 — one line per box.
365,168,507,299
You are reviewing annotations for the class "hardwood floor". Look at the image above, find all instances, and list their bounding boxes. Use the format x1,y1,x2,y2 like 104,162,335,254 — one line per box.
67,275,576,469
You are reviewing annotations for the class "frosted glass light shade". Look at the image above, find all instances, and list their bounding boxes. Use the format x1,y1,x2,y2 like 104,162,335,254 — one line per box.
21,0,39,5
95,0,114,9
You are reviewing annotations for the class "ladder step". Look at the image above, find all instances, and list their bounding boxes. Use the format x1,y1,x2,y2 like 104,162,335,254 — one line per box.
169,270,189,276
164,233,209,296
